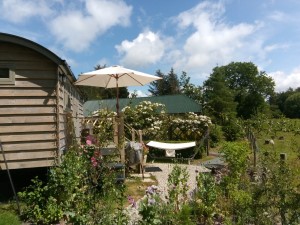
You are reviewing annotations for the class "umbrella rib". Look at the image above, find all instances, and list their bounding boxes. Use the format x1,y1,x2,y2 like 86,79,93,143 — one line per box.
123,73,144,85
105,75,114,88
75,74,97,84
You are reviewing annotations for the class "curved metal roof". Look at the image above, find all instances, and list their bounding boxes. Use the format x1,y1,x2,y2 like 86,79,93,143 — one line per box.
0,32,76,81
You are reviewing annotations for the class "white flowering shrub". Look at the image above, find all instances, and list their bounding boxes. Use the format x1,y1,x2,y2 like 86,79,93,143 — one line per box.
171,112,212,140
122,101,167,139
123,102,212,141
90,102,212,142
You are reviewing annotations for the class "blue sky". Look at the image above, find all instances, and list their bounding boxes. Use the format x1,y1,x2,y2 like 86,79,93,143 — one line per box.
1,0,300,96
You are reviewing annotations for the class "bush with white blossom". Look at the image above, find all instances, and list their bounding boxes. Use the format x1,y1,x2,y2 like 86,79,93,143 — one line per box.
122,101,167,139
171,112,212,140
123,101,211,141
90,101,212,141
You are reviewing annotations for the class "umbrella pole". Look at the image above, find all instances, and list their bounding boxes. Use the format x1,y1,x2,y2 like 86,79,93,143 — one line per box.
116,77,120,117
115,77,125,164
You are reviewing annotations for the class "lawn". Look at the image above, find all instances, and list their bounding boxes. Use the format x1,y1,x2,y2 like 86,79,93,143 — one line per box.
0,204,21,225
125,174,157,206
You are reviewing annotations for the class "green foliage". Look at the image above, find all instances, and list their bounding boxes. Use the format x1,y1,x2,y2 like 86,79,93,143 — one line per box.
203,68,237,124
167,164,190,211
221,141,250,175
0,210,21,225
222,119,244,141
138,185,164,225
180,71,203,104
138,165,220,225
148,68,202,105
269,87,300,118
204,61,275,120
18,145,128,225
18,178,64,224
209,124,223,147
284,92,300,118
192,173,217,224
251,151,300,225
149,68,181,96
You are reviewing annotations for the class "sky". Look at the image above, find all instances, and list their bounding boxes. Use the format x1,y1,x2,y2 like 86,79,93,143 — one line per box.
1,0,300,96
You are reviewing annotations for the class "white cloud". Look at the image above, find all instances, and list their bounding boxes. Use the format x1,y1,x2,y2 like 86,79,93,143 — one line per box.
168,1,262,78
86,0,131,28
116,31,166,68
129,90,148,97
49,11,98,52
1,0,132,52
264,43,289,52
268,11,286,22
0,0,53,23
270,68,300,92
49,0,132,52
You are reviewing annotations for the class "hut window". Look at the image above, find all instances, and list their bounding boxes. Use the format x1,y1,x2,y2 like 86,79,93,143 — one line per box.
0,67,15,85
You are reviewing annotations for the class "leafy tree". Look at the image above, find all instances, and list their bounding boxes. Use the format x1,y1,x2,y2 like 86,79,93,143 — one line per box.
180,71,203,104
270,87,300,118
167,68,180,94
203,67,237,124
148,70,169,96
284,92,300,118
149,68,203,106
204,62,275,119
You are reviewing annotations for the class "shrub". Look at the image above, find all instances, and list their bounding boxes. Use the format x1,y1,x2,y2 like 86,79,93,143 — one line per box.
18,144,128,224
209,124,223,147
222,119,244,141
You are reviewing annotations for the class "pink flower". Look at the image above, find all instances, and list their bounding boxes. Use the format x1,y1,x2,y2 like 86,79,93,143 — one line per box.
86,135,97,144
91,156,98,167
86,140,92,145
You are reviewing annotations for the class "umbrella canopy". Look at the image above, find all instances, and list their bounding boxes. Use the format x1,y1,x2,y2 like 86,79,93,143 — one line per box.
75,65,161,88
75,65,161,116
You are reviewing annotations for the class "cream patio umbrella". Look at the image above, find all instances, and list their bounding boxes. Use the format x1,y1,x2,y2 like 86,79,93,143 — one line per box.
75,65,161,165
75,65,162,117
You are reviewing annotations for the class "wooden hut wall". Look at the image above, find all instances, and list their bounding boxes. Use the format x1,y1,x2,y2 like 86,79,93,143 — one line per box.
57,74,83,153
0,42,58,169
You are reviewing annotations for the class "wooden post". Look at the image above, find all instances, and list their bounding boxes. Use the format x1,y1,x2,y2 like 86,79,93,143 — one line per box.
280,153,286,161
138,130,144,179
252,134,257,168
113,117,118,144
114,116,125,163
132,128,135,141
119,116,125,163
138,130,143,143
206,127,210,156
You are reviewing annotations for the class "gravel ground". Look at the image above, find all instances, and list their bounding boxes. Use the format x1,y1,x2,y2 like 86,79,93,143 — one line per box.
145,163,210,195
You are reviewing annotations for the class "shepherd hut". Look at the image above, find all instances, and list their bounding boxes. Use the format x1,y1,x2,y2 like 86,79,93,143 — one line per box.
0,33,84,170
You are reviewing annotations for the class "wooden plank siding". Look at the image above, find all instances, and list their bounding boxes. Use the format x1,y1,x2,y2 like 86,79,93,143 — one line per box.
0,34,84,170
0,42,58,169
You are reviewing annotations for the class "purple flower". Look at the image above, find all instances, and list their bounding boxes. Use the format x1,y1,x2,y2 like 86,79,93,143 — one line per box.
148,198,156,205
146,186,154,195
128,196,136,208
